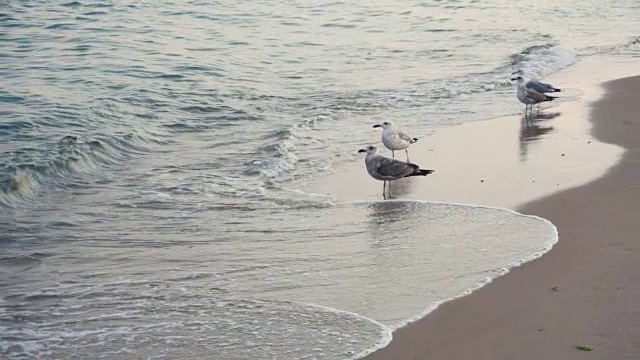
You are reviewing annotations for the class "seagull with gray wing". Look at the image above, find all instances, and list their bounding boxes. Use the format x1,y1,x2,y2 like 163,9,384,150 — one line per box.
373,121,418,162
358,145,434,199
511,75,558,118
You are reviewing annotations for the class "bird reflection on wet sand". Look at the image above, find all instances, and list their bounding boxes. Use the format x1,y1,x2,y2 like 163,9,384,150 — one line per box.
365,200,422,249
519,112,559,161
366,200,413,225
381,177,415,200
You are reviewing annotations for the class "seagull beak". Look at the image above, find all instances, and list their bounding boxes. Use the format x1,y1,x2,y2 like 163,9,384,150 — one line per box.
357,149,366,153
510,77,517,81
372,124,381,128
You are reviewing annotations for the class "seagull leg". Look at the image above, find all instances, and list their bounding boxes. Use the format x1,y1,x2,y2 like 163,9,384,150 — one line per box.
405,149,410,163
382,181,387,199
391,150,395,159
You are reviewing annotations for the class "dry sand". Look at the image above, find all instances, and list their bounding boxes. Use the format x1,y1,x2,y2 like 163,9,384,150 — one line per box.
310,56,640,359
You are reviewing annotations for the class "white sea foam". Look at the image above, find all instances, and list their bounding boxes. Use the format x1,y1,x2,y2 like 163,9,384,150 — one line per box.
363,199,559,331
326,199,559,332
510,44,577,81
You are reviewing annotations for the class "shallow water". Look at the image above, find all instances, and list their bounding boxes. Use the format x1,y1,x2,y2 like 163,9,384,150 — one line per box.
2,199,556,359
1,1,638,359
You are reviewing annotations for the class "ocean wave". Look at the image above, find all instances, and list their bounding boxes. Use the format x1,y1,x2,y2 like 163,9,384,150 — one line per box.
578,35,640,57
117,175,336,213
0,253,50,270
0,291,390,360
286,44,577,115
421,44,576,99
244,125,301,179
0,130,163,208
509,43,576,79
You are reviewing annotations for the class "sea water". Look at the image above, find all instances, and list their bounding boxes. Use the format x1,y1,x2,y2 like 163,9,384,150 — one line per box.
1,1,638,359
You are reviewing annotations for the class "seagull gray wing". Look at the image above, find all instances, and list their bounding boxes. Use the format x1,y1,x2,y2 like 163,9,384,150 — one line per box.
524,87,548,103
526,80,558,93
397,131,417,144
375,157,417,178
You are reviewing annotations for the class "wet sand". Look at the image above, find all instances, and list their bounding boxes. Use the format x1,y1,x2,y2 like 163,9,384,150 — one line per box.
312,59,629,209
311,56,640,359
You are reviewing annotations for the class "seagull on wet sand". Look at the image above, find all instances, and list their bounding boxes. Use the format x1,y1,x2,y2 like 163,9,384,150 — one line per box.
373,121,418,162
358,145,434,199
511,75,558,118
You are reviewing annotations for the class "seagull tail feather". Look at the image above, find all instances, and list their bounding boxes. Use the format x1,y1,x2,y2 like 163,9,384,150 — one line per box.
409,169,434,177
544,95,558,102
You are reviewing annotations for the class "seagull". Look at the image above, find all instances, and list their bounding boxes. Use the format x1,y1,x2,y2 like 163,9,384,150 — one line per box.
511,75,558,118
373,121,418,162
358,145,434,199
512,69,561,94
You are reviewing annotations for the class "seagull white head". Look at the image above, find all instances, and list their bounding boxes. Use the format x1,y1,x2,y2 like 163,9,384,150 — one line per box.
510,75,525,82
511,69,526,76
372,121,394,129
357,145,378,155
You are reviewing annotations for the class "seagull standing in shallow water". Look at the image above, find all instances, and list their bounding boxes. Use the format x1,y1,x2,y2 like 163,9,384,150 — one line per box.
373,121,418,162
511,75,558,118
358,145,434,199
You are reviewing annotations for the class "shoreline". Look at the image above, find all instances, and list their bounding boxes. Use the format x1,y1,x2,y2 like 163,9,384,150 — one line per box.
312,57,632,209
361,61,640,358
309,55,639,359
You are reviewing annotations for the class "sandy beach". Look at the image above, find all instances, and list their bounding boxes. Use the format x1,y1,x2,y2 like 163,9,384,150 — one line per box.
312,56,640,359
4,2,639,358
